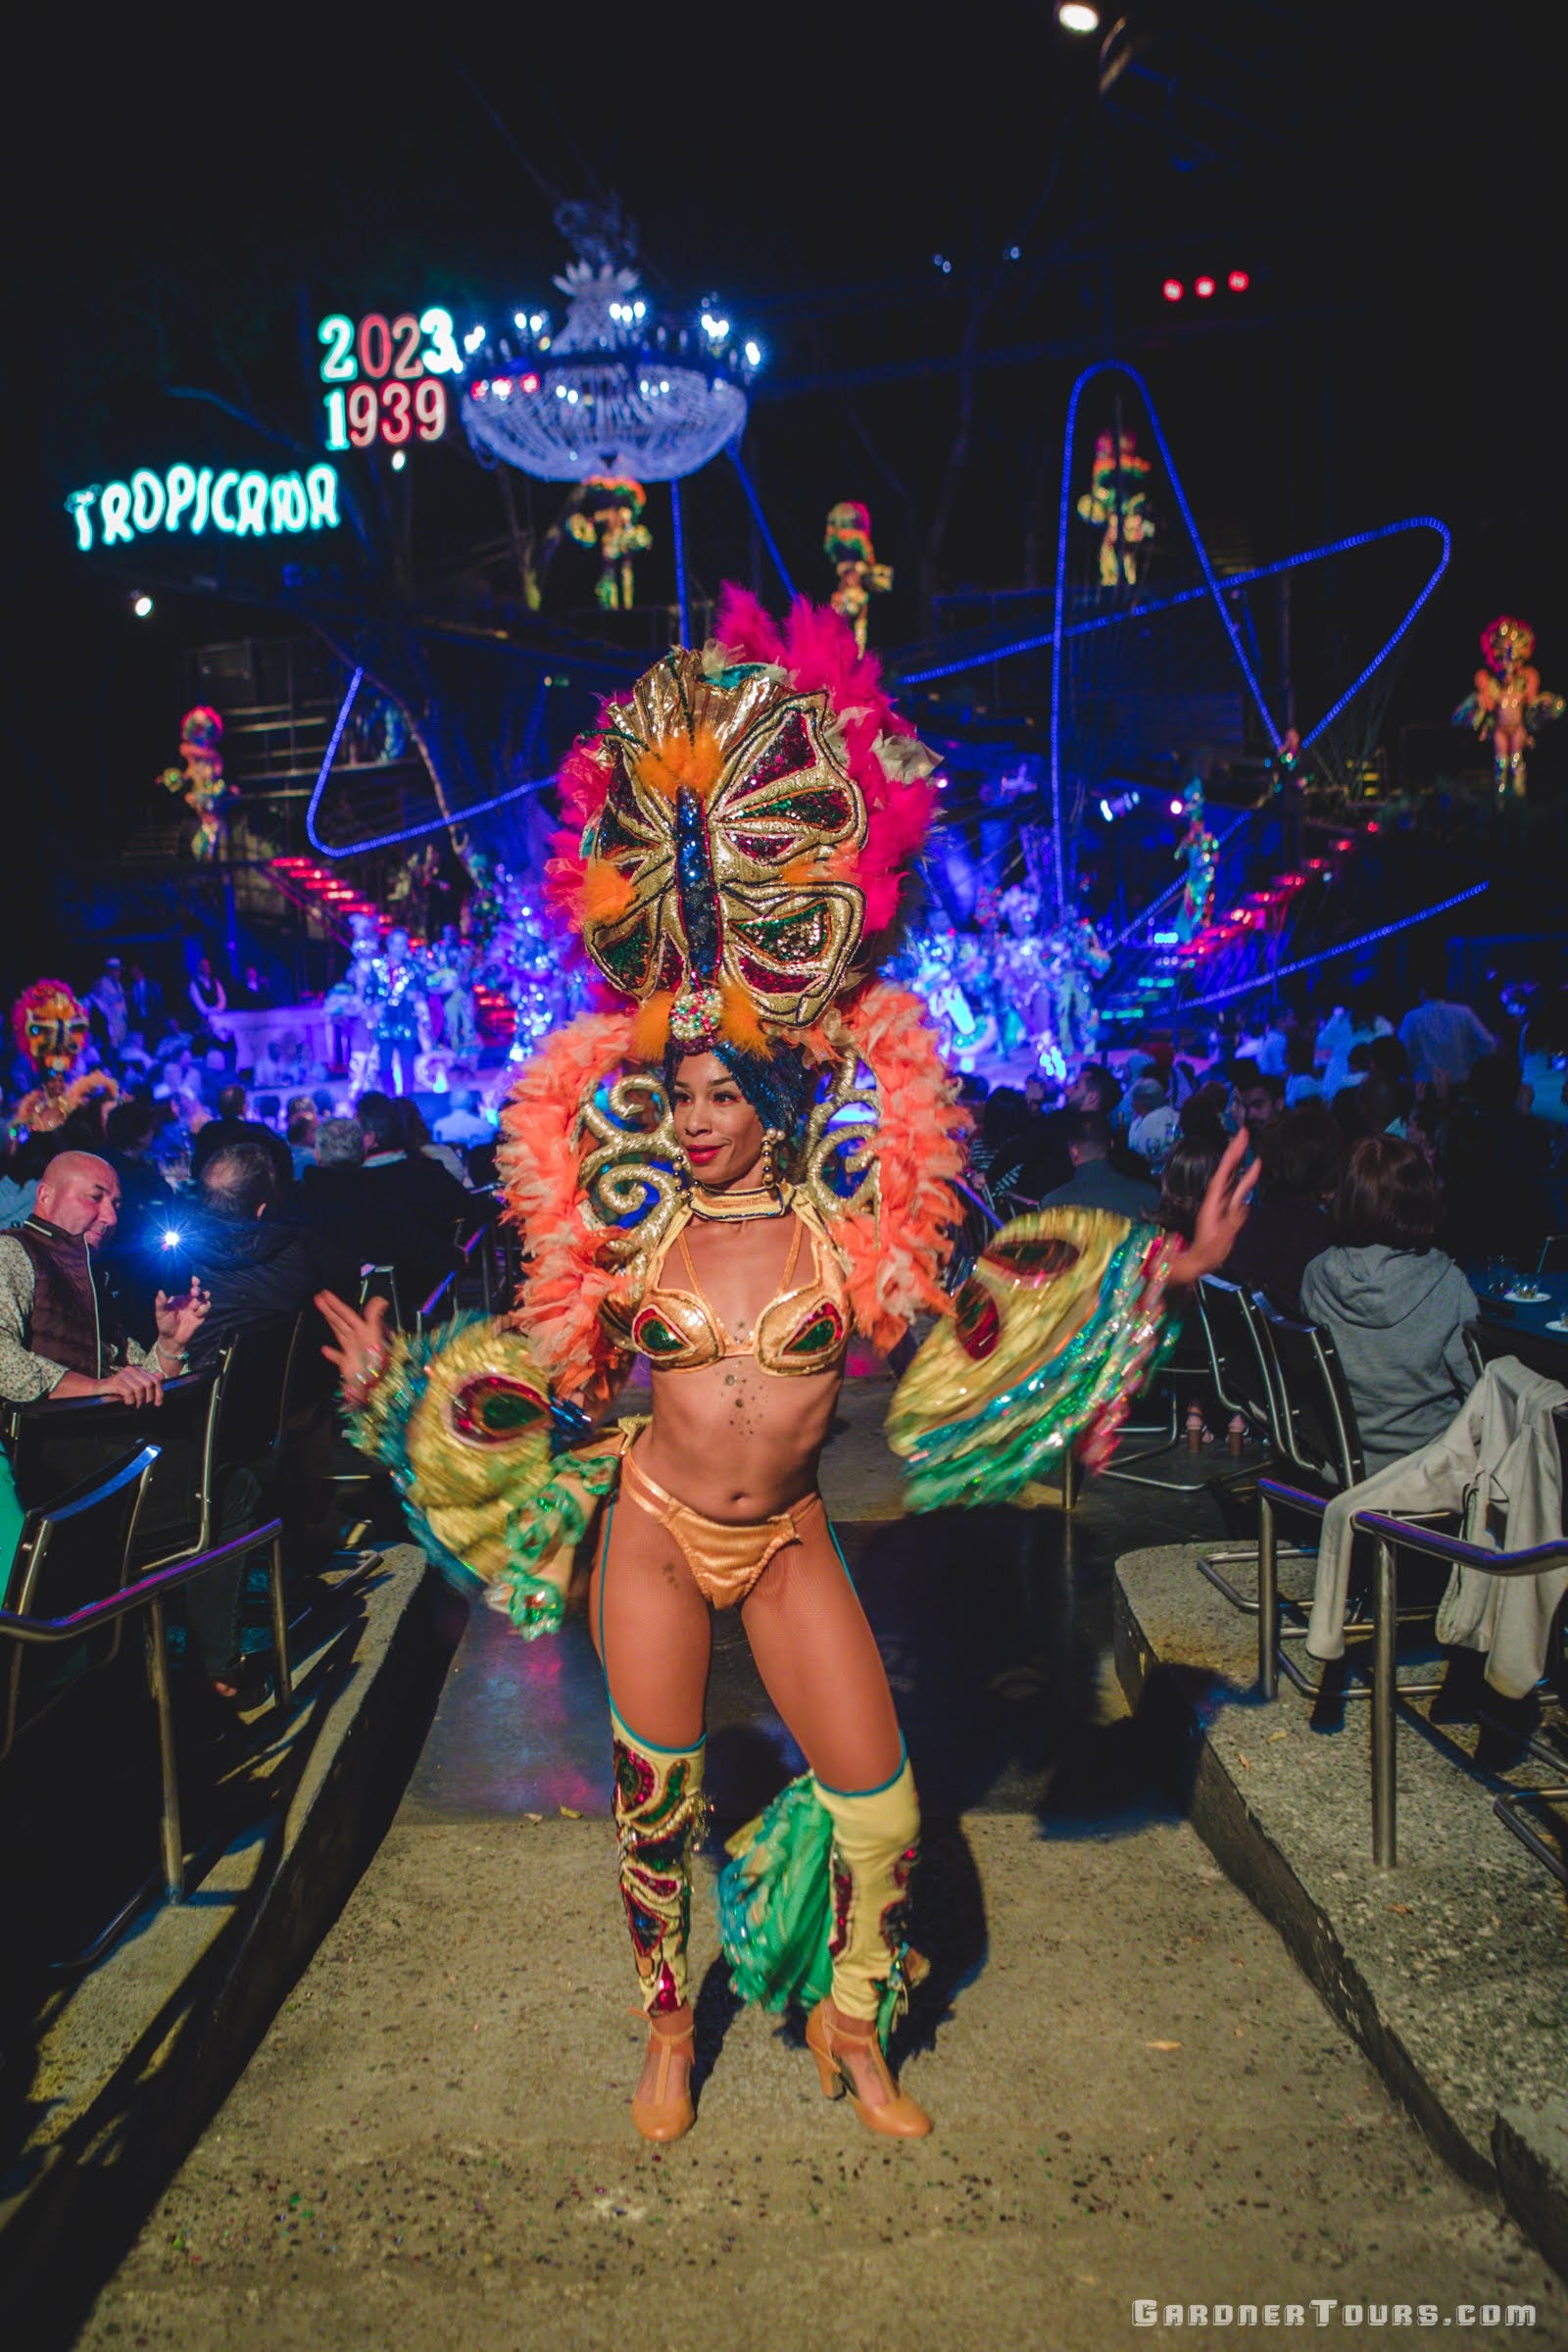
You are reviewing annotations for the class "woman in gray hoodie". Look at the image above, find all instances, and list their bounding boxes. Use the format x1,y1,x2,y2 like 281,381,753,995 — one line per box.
1300,1134,1478,1476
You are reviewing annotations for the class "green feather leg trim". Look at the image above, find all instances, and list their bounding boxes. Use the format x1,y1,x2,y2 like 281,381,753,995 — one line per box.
716,1775,836,2017
715,1775,915,2050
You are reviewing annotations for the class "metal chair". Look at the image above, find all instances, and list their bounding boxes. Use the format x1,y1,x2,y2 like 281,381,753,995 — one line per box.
0,1446,160,1758
8,1366,226,1571
1253,1304,1402,1700
1355,1400,1568,1869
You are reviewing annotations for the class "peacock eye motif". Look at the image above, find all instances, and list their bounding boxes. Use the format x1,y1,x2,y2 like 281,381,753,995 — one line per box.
579,657,869,1034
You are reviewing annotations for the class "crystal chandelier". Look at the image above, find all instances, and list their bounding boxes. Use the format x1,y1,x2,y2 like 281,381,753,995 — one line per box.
461,260,761,483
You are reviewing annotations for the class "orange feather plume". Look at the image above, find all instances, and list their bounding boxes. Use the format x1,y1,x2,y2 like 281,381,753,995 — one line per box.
628,993,673,1059
497,1010,638,1402
581,859,637,923
633,725,724,803
718,981,766,1054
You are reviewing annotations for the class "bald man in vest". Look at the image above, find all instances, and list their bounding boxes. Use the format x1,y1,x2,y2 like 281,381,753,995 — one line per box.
1,1152,212,1574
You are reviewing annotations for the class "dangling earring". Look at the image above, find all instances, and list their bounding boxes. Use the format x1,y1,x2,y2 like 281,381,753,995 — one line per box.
760,1127,783,1191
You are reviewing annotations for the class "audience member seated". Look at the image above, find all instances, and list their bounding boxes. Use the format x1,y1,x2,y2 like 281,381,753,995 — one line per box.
1300,1134,1478,1476
433,1090,494,1152
192,1081,293,1197
0,1152,208,1568
1034,1062,1123,1195
1439,1052,1555,1265
970,1087,1049,1211
291,1116,456,1313
1396,986,1494,1092
182,1142,328,1369
1126,1076,1180,1172
358,1091,474,1238
285,1095,318,1180
1522,987,1568,1131
103,1097,172,1222
1156,1132,1228,1243
1283,1028,1323,1106
1219,1102,1341,1316
1039,1110,1159,1219
1317,994,1393,1099
1229,1061,1284,1133
399,1097,470,1188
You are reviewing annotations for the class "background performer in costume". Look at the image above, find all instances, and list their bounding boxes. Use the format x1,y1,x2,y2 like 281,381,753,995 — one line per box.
316,589,1255,2149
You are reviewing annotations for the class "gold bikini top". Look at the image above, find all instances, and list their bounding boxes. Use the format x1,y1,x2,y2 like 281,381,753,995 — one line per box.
627,1202,852,1378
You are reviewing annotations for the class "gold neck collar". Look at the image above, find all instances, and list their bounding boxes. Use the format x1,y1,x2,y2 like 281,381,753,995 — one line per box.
689,1180,789,1223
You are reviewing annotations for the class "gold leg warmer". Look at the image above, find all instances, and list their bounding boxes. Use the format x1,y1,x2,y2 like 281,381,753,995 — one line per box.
612,1715,706,2016
816,1756,921,2026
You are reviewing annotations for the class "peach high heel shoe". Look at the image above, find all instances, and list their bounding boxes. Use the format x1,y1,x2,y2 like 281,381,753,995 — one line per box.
629,2005,695,2142
805,1999,932,2138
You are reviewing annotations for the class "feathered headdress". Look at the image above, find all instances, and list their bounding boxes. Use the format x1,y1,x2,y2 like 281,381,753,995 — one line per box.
545,585,938,1057
502,590,967,1399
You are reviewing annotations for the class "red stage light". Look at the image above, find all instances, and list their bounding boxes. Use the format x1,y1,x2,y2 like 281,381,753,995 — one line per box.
519,372,540,394
1227,270,1250,293
1161,278,1184,303
1194,275,1215,299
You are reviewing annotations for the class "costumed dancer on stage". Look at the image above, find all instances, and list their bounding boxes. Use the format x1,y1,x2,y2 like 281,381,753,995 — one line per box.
1044,896,1111,1065
157,705,238,863
313,590,1255,2147
1453,614,1563,800
1174,781,1219,944
429,924,480,1064
363,927,429,1097
8,981,118,1138
322,913,381,1093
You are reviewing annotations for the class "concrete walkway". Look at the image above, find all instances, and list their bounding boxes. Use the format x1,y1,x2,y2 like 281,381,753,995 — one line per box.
74,1385,1567,2349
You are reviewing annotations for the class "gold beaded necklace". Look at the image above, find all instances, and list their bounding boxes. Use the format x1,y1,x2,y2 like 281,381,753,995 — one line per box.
689,1180,789,1223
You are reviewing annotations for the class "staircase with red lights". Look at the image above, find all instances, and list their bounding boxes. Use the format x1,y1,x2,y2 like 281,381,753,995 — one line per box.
1102,827,1361,1028
269,857,386,946
270,857,516,1045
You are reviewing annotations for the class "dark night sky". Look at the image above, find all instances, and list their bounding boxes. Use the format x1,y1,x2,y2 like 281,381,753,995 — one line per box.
10,4,1563,971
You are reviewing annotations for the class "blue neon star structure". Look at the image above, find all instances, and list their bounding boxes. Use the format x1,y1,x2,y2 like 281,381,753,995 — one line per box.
901,360,1451,920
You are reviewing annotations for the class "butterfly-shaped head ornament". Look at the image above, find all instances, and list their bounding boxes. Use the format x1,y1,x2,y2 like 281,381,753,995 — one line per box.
549,591,939,1057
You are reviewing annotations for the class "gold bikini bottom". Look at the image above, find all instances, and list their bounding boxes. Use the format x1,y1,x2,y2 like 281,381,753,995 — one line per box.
619,1446,823,1610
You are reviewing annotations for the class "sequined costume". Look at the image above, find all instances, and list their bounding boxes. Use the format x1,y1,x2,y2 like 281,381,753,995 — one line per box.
1174,781,1219,943
1453,614,1563,800
8,980,118,1139
344,590,1184,2126
1044,910,1111,1064
362,932,430,1096
156,705,239,862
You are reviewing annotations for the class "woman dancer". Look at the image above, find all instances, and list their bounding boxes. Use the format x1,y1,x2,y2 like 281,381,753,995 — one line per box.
317,591,1253,2145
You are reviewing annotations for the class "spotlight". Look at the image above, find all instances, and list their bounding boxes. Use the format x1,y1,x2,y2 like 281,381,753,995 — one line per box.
1056,0,1100,27
131,593,155,618
161,1228,183,1250
1161,278,1184,303
390,450,407,471
1194,275,1216,299
1227,269,1250,292
1169,798,1184,816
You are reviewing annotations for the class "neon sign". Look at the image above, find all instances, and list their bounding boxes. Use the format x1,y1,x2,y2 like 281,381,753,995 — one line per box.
65,464,342,551
316,308,461,450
